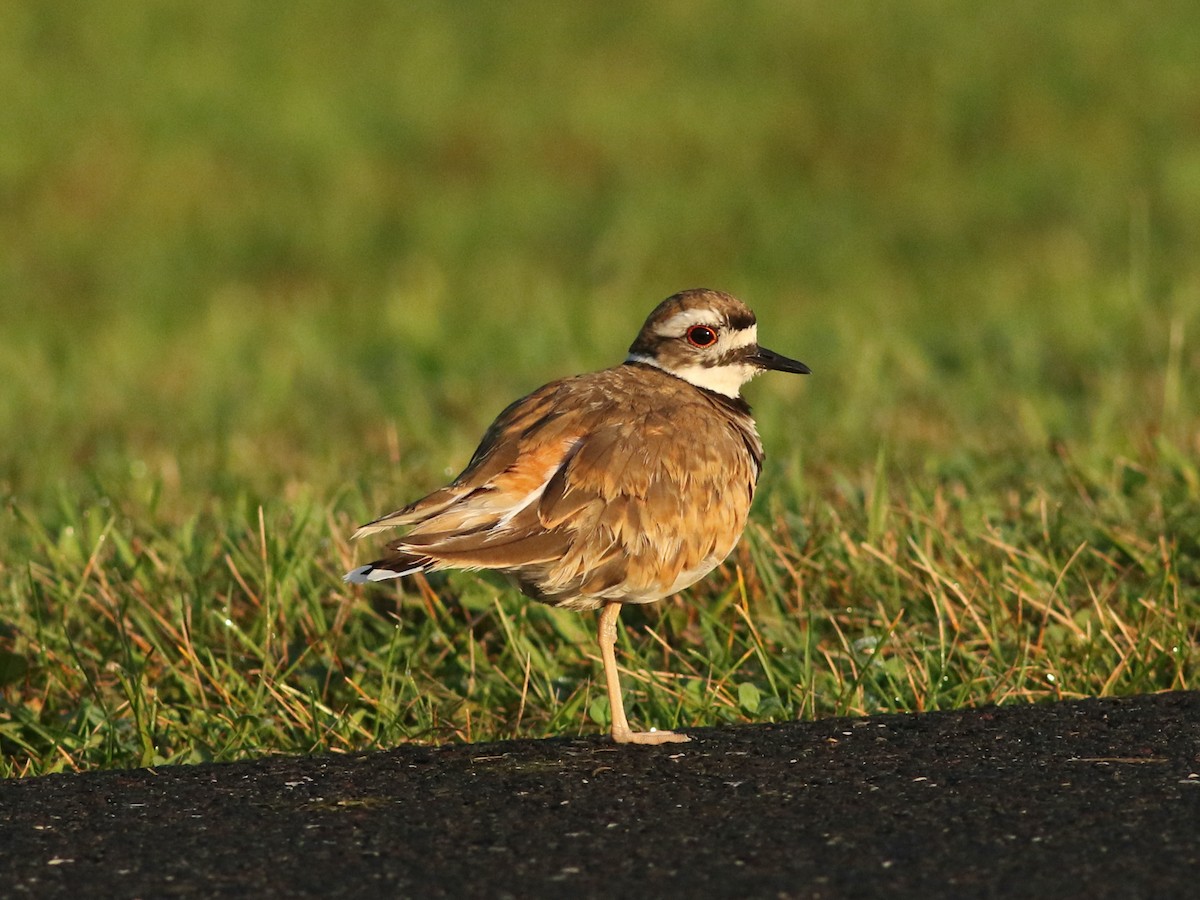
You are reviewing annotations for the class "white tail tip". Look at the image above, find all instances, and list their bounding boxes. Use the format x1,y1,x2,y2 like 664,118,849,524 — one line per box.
343,565,406,584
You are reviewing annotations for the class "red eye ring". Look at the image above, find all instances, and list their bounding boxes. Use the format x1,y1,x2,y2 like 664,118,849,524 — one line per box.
686,324,719,348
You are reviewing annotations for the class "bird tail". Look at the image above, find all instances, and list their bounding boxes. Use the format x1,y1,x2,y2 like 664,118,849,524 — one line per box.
343,551,432,584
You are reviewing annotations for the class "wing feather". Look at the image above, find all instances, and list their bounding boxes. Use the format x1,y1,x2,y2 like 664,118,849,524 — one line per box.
348,365,765,606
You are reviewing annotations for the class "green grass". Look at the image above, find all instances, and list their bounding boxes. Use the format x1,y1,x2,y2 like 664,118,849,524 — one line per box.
2,1,1198,776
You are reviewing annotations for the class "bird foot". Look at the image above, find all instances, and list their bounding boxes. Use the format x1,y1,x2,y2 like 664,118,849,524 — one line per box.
611,727,691,745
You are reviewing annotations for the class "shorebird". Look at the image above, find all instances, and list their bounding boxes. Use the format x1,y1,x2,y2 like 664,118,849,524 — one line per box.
346,288,809,744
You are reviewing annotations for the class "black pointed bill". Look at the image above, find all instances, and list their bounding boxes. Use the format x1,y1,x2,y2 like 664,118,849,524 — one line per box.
750,345,811,375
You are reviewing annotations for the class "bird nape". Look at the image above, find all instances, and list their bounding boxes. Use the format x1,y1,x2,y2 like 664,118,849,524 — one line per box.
345,288,810,744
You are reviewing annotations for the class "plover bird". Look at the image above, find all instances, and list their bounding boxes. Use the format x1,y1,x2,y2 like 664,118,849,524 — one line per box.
346,289,809,744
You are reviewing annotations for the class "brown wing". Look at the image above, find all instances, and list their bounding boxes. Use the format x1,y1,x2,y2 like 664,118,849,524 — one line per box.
350,379,572,539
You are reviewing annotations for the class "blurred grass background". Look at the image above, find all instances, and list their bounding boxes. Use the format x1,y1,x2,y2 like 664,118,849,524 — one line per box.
2,1,1198,775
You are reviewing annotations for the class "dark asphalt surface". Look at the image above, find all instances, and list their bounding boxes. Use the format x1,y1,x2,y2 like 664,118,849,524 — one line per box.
1,692,1198,899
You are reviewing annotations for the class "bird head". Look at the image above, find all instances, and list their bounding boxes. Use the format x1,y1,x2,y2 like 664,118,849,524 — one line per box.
625,289,810,397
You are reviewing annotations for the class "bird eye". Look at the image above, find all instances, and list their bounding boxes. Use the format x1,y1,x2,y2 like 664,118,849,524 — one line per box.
686,325,719,348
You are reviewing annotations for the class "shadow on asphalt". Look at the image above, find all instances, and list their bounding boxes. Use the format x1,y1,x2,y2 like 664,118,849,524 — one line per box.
2,692,1198,898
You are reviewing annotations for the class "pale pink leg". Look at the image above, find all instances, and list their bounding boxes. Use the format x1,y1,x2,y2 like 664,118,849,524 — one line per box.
597,601,690,745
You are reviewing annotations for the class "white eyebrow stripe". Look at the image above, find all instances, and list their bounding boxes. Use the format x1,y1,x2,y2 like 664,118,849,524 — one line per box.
657,308,723,333
721,324,757,351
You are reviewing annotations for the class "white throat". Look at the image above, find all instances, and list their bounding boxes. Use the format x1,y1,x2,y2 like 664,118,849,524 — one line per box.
626,354,759,397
